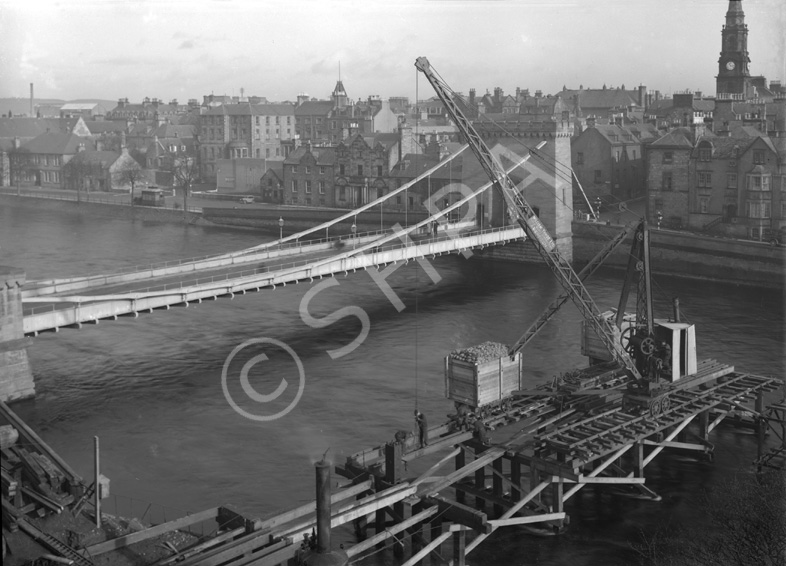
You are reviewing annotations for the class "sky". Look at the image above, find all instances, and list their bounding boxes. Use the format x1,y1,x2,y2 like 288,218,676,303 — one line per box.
0,0,784,104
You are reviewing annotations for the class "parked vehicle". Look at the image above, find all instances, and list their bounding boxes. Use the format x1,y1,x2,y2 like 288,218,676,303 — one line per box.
238,196,255,204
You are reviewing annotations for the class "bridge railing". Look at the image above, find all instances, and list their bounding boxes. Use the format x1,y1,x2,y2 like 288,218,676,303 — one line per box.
22,225,523,315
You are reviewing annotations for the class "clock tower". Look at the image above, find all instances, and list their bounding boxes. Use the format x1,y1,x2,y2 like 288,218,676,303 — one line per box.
716,0,751,96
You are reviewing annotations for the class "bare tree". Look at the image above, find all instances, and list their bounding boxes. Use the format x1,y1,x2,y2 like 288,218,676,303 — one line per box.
114,164,146,206
63,157,102,203
7,146,33,194
634,470,786,566
168,151,199,212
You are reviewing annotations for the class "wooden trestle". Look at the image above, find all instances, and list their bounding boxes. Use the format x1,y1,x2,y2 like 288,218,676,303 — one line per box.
40,361,779,566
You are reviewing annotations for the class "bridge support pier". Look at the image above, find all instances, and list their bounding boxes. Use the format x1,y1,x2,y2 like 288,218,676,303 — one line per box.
0,267,35,402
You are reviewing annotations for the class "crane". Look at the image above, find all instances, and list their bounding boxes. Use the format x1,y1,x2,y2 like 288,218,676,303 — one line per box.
414,57,642,381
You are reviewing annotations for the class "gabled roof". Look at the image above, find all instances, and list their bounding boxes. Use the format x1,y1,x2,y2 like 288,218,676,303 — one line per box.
692,134,777,159
295,100,334,116
61,102,102,111
650,127,701,148
84,121,127,134
562,89,640,111
21,132,95,154
0,118,50,139
283,146,337,166
67,150,121,166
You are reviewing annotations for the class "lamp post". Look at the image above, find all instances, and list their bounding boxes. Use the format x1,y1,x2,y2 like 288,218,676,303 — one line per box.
278,217,284,248
656,210,663,230
594,196,602,221
351,222,357,249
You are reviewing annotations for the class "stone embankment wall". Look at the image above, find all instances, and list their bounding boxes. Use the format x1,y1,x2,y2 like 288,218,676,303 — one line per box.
0,194,205,224
477,220,785,289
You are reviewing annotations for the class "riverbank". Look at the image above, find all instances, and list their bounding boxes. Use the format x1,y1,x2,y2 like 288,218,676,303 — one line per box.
3,194,783,288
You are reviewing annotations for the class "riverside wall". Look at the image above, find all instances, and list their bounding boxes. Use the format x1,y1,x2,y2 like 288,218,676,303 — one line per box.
0,194,206,225
476,220,785,289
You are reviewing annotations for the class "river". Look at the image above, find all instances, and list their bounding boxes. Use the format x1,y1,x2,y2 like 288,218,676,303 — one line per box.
1,202,783,565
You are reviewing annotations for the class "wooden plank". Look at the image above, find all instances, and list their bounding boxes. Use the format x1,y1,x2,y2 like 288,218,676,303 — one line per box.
400,531,452,566
83,507,219,556
488,512,565,528
431,495,490,534
254,478,372,531
189,537,291,566
346,506,439,558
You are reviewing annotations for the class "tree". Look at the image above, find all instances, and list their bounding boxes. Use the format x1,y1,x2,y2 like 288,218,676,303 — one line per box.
168,151,199,212
634,470,786,566
7,146,33,194
62,156,102,203
113,162,146,205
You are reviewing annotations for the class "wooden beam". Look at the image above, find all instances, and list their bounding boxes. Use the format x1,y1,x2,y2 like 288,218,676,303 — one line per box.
413,446,462,486
403,432,473,463
643,415,696,467
254,478,372,531
430,495,491,534
568,477,645,484
400,531,452,566
641,439,707,452
426,447,505,496
488,512,566,528
346,506,439,558
83,507,219,556
563,444,631,502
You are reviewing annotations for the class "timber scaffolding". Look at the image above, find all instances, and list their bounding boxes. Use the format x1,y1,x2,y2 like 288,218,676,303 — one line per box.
2,364,782,566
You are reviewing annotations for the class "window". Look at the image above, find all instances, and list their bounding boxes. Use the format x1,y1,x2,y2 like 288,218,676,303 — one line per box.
615,151,620,162
255,116,260,125
339,187,346,200
409,196,415,207
662,172,673,191
698,147,712,161
594,170,602,183
305,166,311,174
292,166,298,174
576,152,584,165
287,117,291,125
377,165,383,176
339,164,346,175
746,201,770,218
753,150,765,164
305,181,312,193
266,148,270,158
357,165,363,176
663,151,673,164
698,172,712,187
747,174,771,191
331,121,337,129
319,180,325,194
396,195,402,205
727,174,737,189
266,117,270,125
699,197,710,213
276,148,280,156
291,180,298,192
319,166,326,174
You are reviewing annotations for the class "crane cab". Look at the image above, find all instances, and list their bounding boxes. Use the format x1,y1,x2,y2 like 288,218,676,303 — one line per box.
652,320,697,382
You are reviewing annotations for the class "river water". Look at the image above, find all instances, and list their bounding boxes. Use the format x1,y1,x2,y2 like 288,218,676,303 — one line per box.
1,202,783,565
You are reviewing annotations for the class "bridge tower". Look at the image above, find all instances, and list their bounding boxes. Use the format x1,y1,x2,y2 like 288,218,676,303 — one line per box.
0,267,35,402
472,115,574,261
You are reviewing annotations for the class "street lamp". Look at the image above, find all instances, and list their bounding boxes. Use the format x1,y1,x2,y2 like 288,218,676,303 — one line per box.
351,222,357,249
656,210,663,230
594,196,602,220
278,217,284,248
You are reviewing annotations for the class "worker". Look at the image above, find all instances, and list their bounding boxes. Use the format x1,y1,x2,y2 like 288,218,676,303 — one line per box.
471,415,491,446
414,409,428,448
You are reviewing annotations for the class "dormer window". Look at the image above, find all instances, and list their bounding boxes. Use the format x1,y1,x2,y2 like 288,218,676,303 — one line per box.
698,146,712,162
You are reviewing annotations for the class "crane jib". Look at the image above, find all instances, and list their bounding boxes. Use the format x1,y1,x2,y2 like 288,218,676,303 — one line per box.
414,56,641,380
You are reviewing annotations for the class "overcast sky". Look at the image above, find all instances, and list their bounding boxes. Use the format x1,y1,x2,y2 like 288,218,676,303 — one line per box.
1,0,784,104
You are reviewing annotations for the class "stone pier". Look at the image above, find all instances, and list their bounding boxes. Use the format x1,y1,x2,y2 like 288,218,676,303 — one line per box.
0,266,35,402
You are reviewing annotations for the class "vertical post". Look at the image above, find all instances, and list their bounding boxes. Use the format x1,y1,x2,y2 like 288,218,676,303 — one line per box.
374,475,386,549
474,463,485,510
530,466,541,504
385,441,404,484
699,410,709,442
755,391,765,461
452,529,466,566
455,448,466,505
315,460,331,554
393,501,405,559
492,457,504,517
633,441,644,478
552,476,564,530
511,457,521,501
94,436,100,528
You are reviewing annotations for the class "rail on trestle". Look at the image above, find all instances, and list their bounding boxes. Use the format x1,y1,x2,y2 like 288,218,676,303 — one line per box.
327,360,780,566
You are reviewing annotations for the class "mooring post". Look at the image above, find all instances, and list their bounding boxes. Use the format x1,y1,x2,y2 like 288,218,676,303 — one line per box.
303,459,348,566
94,436,100,528
455,447,466,505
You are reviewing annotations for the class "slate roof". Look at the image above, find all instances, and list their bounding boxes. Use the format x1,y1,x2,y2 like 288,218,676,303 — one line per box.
203,103,295,116
0,118,50,139
389,153,460,180
84,121,127,134
67,150,121,166
561,89,640,111
21,132,95,154
283,146,336,166
692,134,777,159
153,124,196,138
649,127,703,148
295,100,334,116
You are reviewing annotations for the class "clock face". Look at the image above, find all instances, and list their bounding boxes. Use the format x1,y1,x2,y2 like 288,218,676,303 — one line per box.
726,61,736,71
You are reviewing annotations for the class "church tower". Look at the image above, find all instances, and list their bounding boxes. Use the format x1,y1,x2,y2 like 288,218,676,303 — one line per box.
716,0,751,96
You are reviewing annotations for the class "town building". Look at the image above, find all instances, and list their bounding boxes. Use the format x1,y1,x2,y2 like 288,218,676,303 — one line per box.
281,144,337,207
61,147,143,193
14,132,97,188
572,122,659,202
59,102,107,120
199,103,296,182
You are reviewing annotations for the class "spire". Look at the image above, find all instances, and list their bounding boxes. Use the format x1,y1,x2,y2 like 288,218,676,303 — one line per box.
726,0,744,26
